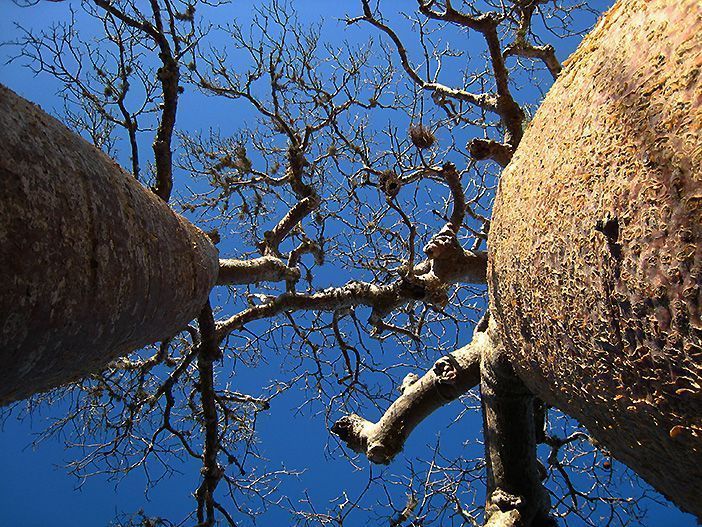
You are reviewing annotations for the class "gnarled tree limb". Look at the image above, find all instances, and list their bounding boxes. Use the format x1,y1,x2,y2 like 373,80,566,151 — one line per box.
331,324,489,464
215,248,487,342
350,1,498,112
467,138,514,167
416,2,525,147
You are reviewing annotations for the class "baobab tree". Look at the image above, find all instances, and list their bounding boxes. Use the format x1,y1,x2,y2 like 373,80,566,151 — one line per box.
1,0,699,526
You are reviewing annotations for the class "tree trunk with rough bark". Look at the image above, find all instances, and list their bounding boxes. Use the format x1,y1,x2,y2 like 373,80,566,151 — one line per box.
0,84,219,405
489,0,702,518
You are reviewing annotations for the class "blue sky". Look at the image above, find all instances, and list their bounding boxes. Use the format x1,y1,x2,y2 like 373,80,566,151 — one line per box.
0,1,698,526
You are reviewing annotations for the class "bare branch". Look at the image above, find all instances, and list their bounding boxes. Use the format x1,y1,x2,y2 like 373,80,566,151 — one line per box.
217,256,301,286
215,249,487,342
504,42,561,80
415,1,525,146
332,326,488,464
261,194,320,256
503,1,562,80
196,300,223,527
468,138,514,167
350,1,497,112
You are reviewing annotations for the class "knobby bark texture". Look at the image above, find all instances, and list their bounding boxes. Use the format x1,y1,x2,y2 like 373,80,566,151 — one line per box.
489,0,702,518
0,84,219,405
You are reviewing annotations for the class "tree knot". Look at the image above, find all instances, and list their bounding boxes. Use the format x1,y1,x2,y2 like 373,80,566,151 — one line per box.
399,372,420,394
489,488,524,512
433,355,459,384
423,224,460,259
331,414,371,455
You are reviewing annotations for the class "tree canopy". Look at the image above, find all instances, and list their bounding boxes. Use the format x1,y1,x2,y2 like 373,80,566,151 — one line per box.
0,1,699,526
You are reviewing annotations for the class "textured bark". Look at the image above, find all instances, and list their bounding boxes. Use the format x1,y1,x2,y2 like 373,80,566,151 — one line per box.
0,84,219,405
488,0,702,518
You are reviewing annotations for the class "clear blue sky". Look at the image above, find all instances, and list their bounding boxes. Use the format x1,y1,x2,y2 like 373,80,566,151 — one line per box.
0,1,697,526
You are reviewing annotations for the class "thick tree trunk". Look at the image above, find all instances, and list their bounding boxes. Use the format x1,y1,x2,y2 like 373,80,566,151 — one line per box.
0,85,218,405
488,0,702,518
481,322,553,527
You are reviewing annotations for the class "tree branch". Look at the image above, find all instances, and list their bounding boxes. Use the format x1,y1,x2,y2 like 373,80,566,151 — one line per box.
420,227,488,284
196,300,223,527
93,0,160,40
215,249,487,342
350,1,497,112
217,256,301,286
504,42,561,80
93,0,180,202
503,1,561,81
416,1,525,147
261,194,320,256
332,326,489,463
468,138,514,167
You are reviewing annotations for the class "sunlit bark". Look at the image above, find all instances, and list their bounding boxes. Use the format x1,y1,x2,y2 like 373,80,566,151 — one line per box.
489,0,702,518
